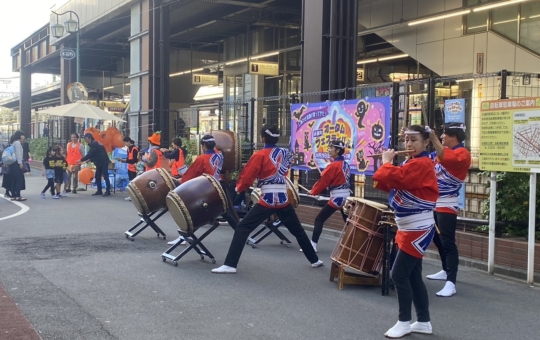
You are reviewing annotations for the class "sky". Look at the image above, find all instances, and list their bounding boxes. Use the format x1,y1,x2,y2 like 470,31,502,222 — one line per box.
0,0,68,91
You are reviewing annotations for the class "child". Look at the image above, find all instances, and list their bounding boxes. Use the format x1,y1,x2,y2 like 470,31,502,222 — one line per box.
56,145,69,197
41,147,56,198
53,147,67,199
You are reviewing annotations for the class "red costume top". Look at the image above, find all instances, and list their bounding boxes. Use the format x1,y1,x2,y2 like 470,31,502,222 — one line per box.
310,156,350,209
430,144,471,214
236,144,292,208
373,152,439,258
181,150,223,183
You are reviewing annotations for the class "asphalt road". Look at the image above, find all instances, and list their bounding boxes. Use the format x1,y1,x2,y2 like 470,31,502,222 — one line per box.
0,170,539,340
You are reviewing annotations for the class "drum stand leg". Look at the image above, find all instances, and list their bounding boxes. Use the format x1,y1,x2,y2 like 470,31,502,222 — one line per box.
381,222,396,296
124,209,168,241
161,221,220,266
247,219,292,248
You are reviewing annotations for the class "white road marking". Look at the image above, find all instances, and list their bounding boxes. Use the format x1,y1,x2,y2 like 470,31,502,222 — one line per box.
0,196,30,221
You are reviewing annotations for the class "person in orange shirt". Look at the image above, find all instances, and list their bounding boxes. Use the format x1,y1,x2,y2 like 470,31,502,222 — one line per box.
161,137,186,179
142,132,163,171
65,133,85,194
120,137,139,181
426,123,471,297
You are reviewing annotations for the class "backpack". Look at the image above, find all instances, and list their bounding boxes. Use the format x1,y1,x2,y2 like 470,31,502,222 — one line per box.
1,145,17,166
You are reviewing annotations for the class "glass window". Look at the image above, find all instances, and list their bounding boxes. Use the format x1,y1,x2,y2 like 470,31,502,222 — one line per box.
520,2,540,53
466,11,488,34
491,5,519,41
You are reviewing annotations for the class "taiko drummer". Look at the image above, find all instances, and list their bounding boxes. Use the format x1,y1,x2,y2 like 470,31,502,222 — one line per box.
372,125,438,338
212,125,323,274
303,140,350,253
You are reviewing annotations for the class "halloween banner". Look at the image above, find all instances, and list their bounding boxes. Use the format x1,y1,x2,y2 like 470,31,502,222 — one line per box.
290,97,391,175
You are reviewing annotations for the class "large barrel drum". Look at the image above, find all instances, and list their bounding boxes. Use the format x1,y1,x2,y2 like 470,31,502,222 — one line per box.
127,168,177,215
197,130,242,172
166,174,228,233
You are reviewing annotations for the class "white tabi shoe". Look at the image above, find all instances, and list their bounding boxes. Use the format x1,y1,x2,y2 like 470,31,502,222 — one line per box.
385,321,411,338
436,281,456,297
311,260,324,268
167,236,186,245
299,240,318,253
411,321,433,334
211,265,237,274
426,270,447,281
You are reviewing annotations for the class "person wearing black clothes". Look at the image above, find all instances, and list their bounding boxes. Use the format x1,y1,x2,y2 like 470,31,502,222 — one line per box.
8,131,27,201
81,133,111,197
160,137,187,179
52,148,67,199
41,147,56,198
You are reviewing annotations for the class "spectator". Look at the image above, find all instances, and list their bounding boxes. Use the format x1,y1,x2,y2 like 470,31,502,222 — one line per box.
8,130,27,201
66,133,84,194
43,124,49,137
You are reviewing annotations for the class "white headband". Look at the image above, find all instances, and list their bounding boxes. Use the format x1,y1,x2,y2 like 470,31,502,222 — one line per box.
265,129,280,138
202,137,215,142
448,124,466,131
405,126,431,135
330,143,345,149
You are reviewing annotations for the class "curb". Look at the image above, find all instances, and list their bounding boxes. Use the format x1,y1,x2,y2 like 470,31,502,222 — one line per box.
300,223,540,283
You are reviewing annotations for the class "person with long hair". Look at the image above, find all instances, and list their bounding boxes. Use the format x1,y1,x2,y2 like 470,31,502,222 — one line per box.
212,125,323,274
373,125,438,338
426,123,471,297
8,130,27,201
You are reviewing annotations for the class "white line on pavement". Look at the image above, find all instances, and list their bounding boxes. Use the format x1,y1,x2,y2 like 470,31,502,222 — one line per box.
0,196,30,221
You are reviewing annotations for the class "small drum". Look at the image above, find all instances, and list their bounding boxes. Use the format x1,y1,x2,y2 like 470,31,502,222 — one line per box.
250,177,300,208
127,168,177,215
331,198,392,276
166,174,228,233
197,130,242,172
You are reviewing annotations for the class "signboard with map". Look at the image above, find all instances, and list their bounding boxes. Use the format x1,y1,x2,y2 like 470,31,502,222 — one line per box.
479,97,540,172
290,97,391,175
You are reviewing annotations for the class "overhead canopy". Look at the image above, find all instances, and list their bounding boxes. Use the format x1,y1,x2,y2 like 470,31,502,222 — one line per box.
40,102,125,122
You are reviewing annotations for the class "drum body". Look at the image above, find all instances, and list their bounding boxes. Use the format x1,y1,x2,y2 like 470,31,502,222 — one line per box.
166,174,228,233
127,168,176,215
250,177,300,209
331,198,392,276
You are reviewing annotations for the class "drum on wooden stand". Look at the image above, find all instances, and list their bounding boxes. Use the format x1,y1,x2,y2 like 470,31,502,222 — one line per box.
249,177,300,209
127,168,177,215
331,198,393,276
166,174,228,233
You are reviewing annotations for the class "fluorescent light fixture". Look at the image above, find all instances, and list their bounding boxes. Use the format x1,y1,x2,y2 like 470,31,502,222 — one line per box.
191,68,204,72
473,0,530,12
530,14,540,19
250,51,279,60
456,78,473,83
468,24,488,29
408,9,470,26
170,71,186,77
357,58,378,64
378,54,409,61
225,58,248,65
103,86,114,90
126,83,130,86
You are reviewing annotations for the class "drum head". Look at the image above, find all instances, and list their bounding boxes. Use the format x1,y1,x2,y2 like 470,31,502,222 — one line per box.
127,182,147,214
346,197,388,211
285,177,300,208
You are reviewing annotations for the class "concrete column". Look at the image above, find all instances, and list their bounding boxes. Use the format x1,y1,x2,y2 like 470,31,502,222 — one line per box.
301,0,358,96
19,65,32,136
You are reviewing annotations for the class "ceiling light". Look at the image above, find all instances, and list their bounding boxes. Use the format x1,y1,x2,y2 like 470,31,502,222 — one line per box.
493,18,519,25
473,0,530,12
191,68,204,72
408,10,471,26
103,86,114,90
225,58,248,65
170,71,186,77
357,58,378,64
530,14,540,19
378,54,409,61
456,79,473,83
250,52,279,60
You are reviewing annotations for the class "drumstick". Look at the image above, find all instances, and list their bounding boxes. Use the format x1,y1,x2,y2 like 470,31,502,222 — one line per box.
298,184,310,193
372,150,414,157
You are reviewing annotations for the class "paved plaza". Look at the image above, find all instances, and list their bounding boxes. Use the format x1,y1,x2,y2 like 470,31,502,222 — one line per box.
0,170,539,340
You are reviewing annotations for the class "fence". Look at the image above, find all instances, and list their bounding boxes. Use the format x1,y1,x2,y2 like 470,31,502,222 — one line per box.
211,70,540,211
